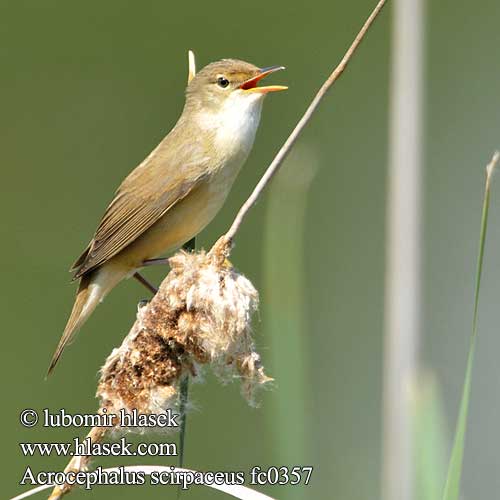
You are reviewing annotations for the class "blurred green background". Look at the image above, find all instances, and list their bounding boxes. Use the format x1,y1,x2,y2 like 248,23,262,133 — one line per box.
3,0,500,498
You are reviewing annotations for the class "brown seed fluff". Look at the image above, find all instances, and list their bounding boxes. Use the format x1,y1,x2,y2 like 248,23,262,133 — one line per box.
97,239,272,428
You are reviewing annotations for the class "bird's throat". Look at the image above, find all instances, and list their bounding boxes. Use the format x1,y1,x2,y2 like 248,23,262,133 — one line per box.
195,93,264,163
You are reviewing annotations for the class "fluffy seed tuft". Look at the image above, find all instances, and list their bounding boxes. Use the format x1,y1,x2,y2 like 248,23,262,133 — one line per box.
97,239,271,426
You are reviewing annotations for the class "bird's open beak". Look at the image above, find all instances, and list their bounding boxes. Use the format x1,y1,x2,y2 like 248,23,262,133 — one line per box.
240,65,288,94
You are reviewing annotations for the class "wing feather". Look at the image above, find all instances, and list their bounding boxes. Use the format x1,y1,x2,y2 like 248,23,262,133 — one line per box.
71,137,210,278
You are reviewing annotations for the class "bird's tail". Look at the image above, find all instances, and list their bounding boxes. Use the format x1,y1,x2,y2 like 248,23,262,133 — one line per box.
47,265,126,376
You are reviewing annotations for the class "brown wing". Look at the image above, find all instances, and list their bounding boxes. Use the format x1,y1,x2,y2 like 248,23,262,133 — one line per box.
71,140,210,279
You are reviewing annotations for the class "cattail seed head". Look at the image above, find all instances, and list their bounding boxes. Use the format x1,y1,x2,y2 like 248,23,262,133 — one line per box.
97,239,271,427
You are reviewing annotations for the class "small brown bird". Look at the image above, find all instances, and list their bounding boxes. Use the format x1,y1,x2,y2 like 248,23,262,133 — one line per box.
47,58,287,374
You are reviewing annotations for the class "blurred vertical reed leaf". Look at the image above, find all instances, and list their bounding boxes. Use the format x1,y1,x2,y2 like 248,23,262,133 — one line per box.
383,0,423,497
442,152,499,500
411,371,448,500
263,145,317,500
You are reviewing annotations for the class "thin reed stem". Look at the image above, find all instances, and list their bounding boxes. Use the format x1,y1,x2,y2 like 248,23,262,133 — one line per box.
224,0,387,242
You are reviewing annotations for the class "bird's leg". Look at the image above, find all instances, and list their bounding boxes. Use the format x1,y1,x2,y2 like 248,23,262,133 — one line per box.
133,272,158,294
142,258,170,267
143,239,196,267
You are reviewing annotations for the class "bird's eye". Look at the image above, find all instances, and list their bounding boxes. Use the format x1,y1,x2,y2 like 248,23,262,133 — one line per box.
217,76,230,88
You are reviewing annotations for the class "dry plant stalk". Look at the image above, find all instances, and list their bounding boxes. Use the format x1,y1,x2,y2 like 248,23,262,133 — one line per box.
48,1,387,498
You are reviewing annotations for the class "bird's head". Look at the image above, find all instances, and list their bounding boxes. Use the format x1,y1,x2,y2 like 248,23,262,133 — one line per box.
185,59,287,115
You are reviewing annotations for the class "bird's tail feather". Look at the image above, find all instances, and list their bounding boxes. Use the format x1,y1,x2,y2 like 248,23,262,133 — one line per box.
47,262,132,376
47,275,100,376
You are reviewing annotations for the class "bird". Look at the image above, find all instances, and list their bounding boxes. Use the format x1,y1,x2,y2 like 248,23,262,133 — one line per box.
47,58,287,374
